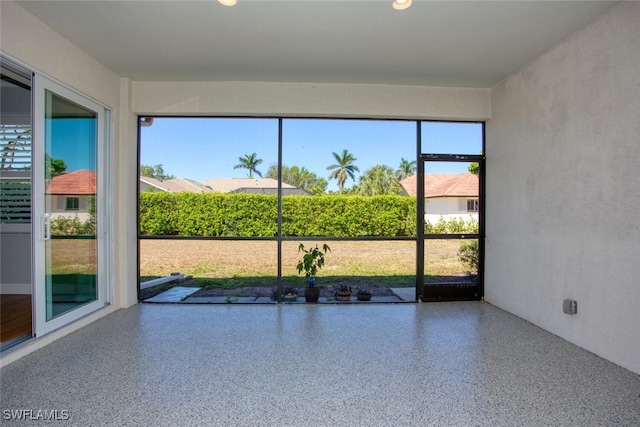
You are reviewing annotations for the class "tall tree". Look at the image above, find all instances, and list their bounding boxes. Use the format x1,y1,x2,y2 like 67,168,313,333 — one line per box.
357,165,403,196
326,149,359,193
45,153,67,178
468,162,479,175
395,157,416,180
266,164,328,195
140,164,175,181
234,153,263,178
468,151,482,175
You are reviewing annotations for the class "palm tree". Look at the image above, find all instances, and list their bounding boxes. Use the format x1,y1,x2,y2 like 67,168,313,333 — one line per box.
234,153,263,178
358,165,403,196
326,149,360,193
395,157,416,180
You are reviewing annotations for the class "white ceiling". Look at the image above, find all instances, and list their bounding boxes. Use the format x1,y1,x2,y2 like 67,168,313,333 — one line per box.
16,0,618,87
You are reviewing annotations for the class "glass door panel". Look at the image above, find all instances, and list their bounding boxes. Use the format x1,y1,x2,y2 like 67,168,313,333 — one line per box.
419,157,483,301
45,90,98,320
0,60,33,350
34,76,107,335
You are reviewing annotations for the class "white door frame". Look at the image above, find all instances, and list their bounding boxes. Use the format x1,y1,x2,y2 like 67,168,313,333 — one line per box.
32,74,111,337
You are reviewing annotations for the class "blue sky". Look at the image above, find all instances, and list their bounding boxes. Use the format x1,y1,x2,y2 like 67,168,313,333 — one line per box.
50,118,97,172
140,118,482,192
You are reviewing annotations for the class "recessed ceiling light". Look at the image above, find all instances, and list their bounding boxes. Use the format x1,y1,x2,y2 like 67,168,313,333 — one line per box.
219,0,237,6
392,0,412,11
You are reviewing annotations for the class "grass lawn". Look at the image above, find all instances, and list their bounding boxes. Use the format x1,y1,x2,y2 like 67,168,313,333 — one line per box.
140,239,474,289
49,239,97,275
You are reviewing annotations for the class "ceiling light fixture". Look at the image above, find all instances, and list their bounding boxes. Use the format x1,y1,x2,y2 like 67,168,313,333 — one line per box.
392,0,412,11
218,0,237,6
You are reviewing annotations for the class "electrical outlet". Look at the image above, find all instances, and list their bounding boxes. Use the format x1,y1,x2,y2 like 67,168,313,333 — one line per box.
563,298,578,315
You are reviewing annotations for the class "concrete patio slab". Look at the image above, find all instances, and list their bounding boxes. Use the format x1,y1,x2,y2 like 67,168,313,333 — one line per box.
185,296,260,304
144,286,200,303
390,287,416,301
145,289,407,304
181,295,406,304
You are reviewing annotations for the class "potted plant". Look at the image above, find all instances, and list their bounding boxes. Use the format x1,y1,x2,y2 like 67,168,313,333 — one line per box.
296,243,330,302
355,287,372,301
282,286,298,302
335,284,351,301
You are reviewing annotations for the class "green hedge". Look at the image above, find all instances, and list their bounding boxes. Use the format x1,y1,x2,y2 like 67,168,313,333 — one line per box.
139,193,416,237
281,195,416,237
139,193,479,237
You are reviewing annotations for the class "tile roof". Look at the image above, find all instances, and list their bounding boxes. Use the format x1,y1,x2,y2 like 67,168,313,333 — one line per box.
46,169,96,195
160,178,213,193
400,173,478,198
139,175,167,191
140,176,308,194
202,178,296,193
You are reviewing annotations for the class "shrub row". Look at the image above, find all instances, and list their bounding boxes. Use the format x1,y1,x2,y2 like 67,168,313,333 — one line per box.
425,215,479,234
139,193,479,237
139,193,416,237
51,215,95,236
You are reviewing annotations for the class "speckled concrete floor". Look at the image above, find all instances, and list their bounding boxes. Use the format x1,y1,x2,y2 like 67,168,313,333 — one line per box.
1,302,639,426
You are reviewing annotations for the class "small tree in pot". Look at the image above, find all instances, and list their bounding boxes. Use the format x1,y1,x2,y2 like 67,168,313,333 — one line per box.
296,243,331,302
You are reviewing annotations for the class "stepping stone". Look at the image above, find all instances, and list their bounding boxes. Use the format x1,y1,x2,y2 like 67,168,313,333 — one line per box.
144,286,200,303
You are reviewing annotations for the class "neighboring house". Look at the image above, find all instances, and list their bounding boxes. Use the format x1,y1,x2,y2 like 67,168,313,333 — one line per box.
400,173,479,223
45,169,96,222
202,178,311,196
139,175,168,193
140,176,310,195
140,176,212,193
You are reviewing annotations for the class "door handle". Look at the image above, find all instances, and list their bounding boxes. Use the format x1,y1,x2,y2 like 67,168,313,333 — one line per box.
42,215,51,241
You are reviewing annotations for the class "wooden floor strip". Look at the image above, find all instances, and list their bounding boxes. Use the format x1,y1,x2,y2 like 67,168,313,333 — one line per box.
1,294,32,342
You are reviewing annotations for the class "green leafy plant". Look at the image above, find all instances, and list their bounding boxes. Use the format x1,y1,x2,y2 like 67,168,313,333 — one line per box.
296,243,331,282
458,240,479,275
335,283,351,300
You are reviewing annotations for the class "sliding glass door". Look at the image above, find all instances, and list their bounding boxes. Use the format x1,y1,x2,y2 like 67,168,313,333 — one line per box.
33,75,109,335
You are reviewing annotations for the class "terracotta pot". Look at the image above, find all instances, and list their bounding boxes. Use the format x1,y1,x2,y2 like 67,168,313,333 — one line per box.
305,286,320,302
357,291,372,301
336,290,351,301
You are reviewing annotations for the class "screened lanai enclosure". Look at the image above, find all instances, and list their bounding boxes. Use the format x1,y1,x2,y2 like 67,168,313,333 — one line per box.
137,118,484,303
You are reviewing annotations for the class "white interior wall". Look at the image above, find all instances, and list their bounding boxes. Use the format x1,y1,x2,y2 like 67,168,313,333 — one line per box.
132,81,490,120
485,1,640,374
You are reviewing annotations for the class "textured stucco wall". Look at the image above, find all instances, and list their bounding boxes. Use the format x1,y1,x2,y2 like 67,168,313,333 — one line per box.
485,2,640,374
